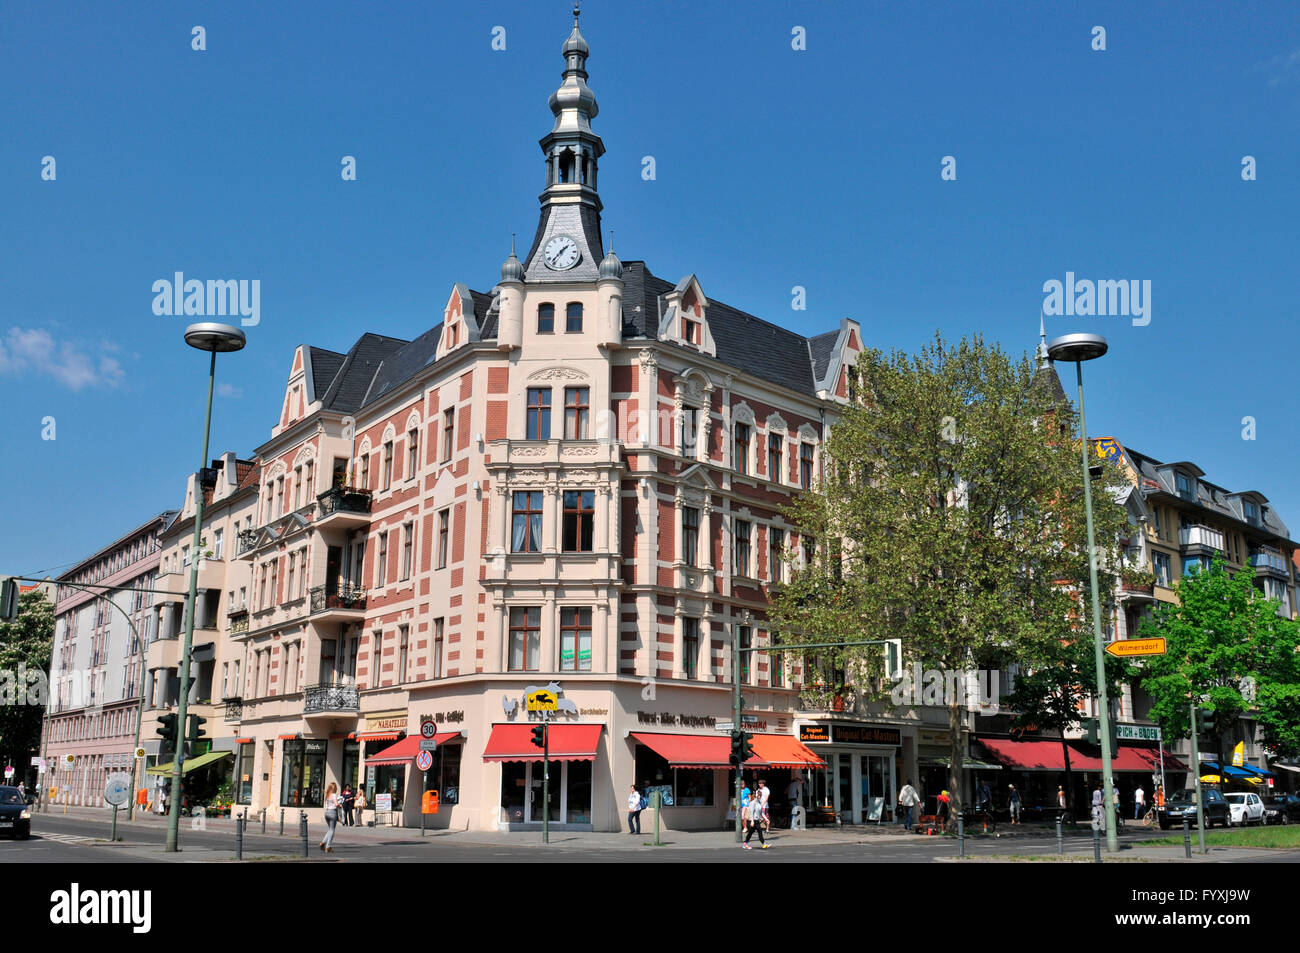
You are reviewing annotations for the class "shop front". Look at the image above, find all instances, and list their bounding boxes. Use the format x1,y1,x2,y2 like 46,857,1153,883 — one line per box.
483,723,603,830
358,710,409,816
365,731,466,827
795,722,901,824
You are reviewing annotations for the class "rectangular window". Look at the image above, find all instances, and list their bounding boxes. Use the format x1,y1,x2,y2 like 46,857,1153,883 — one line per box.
680,407,699,456
733,423,750,475
298,549,307,599
305,461,314,500
359,454,370,490
401,522,413,580
382,441,393,490
738,625,752,684
801,534,815,568
294,466,303,509
286,553,296,600
768,433,783,483
733,519,751,577
769,528,784,583
509,607,541,671
566,302,583,333
1152,551,1171,587
512,492,544,553
682,317,698,345
560,607,592,671
276,477,284,517
800,443,815,489
1175,472,1195,501
432,618,444,679
683,618,699,680
407,428,419,480
213,528,224,559
538,303,554,333
438,509,450,568
270,560,279,604
527,388,552,440
770,631,784,688
682,507,700,567
443,409,455,462
398,624,409,683
564,387,590,439
1152,506,1163,539
562,490,595,552
377,533,388,587
370,631,381,689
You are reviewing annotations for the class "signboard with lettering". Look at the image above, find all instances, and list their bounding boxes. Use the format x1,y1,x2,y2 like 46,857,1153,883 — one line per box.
834,725,901,746
375,793,393,813
799,724,831,743
1115,724,1161,742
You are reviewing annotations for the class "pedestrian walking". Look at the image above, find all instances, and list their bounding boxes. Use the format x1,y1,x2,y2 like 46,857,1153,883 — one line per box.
341,783,355,826
1091,782,1105,832
16,781,25,800
320,782,340,852
757,779,771,830
355,787,367,827
897,779,921,831
1134,785,1145,820
627,784,643,834
1057,785,1067,810
1008,784,1022,825
785,775,803,806
977,779,992,814
742,792,768,849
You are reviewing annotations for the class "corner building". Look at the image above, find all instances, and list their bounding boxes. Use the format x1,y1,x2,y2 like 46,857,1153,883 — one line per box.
233,13,863,831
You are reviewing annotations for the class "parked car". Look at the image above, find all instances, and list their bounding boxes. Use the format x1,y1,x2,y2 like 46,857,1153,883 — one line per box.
1262,794,1300,825
1158,788,1229,830
1224,792,1265,826
0,786,32,839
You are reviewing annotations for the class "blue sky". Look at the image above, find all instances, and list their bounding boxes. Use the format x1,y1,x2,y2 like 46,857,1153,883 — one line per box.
2,0,1298,574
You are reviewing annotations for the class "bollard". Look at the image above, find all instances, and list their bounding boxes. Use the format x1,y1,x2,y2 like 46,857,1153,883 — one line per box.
957,814,965,857
1182,816,1191,859
235,816,243,861
261,808,267,835
1092,825,1101,863
300,811,308,858
1056,816,1064,855
280,809,285,836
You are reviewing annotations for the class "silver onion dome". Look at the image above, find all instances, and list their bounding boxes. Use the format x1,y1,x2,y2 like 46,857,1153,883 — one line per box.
501,250,525,283
598,248,622,279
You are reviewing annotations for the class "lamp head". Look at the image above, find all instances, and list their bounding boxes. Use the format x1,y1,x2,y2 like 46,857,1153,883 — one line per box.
184,323,246,353
1046,332,1107,363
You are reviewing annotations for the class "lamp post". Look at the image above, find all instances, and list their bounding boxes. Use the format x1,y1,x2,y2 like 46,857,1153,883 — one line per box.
1047,332,1118,853
166,322,245,853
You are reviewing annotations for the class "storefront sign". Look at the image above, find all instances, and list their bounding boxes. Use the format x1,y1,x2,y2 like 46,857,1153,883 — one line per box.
799,724,831,743
366,712,408,732
421,710,464,724
303,739,328,755
637,711,717,728
375,793,392,812
1116,724,1161,742
834,725,901,746
579,708,608,717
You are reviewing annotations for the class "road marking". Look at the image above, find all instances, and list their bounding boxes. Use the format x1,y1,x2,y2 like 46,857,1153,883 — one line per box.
35,832,95,845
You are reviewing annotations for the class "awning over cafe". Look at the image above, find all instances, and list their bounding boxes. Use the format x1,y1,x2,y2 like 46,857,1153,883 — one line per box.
630,732,826,770
921,757,1003,770
977,739,1073,771
367,732,463,766
747,734,827,769
145,750,232,775
356,731,401,742
482,724,603,762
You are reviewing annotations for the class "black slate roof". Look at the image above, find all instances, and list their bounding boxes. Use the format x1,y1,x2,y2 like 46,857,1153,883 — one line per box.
808,331,840,382
364,324,443,406
318,333,410,413
308,347,345,402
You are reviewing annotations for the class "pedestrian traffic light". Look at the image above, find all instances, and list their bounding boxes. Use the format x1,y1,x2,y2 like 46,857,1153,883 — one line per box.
0,579,19,621
1198,708,1216,735
156,713,179,759
730,730,755,766
186,713,208,750
530,723,546,749
741,731,756,763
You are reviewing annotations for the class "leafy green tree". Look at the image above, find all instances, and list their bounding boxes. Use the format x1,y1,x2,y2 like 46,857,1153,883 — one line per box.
1134,555,1300,769
0,590,55,780
770,333,1128,825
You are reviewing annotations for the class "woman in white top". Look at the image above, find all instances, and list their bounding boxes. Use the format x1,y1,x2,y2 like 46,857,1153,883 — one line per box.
321,782,340,852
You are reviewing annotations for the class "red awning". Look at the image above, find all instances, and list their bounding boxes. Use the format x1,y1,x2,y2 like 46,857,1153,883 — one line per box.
747,734,827,769
357,731,401,741
980,738,1188,773
235,738,253,745
631,732,729,769
367,732,463,766
482,724,603,762
1110,746,1188,773
277,733,301,741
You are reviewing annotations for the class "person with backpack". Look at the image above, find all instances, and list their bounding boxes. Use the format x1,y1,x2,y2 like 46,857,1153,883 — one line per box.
627,784,643,834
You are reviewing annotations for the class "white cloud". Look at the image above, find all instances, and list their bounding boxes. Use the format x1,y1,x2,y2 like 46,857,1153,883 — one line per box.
1263,47,1300,87
216,382,243,399
0,327,126,391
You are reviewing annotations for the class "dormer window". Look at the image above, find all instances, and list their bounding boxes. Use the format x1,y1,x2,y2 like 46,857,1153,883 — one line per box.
1175,472,1196,501
1244,500,1262,527
682,318,698,345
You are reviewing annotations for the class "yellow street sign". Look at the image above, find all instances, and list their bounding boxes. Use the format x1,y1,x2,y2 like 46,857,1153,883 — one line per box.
1105,637,1166,658
526,689,557,712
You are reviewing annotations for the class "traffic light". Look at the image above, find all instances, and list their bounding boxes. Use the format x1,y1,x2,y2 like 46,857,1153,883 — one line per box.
0,579,19,621
156,713,179,759
730,730,755,766
186,713,208,752
1198,708,1216,736
1084,718,1099,746
530,723,546,749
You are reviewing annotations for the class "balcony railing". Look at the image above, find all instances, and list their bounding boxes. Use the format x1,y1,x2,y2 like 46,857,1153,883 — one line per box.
1249,550,1288,573
309,585,367,614
237,530,260,556
229,609,249,634
316,486,372,518
303,683,359,715
224,698,243,722
1179,524,1224,551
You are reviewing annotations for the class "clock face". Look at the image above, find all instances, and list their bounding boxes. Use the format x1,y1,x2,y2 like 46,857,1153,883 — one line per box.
543,235,581,271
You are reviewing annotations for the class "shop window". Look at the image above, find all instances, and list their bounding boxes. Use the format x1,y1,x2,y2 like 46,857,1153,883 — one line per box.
280,739,327,807
675,768,714,807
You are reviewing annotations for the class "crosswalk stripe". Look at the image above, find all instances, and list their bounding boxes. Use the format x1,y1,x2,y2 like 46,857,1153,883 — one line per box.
36,832,95,845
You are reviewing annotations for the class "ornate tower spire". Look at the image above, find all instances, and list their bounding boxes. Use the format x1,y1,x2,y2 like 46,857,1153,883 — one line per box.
1037,312,1050,369
522,5,606,282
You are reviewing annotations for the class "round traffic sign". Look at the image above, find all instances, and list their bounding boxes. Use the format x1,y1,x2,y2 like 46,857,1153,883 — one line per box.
134,747,146,760
415,750,433,772
104,773,132,806
3,766,12,779
420,720,438,739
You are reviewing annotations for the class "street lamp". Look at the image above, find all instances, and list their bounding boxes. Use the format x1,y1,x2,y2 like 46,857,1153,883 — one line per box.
166,322,245,853
1046,332,1118,853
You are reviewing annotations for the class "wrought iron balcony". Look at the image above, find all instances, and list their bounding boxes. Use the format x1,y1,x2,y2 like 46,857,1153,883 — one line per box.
316,486,372,519
309,585,367,614
224,698,243,722
303,683,359,715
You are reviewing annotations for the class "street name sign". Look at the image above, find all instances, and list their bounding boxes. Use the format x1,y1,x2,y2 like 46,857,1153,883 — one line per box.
1105,637,1166,658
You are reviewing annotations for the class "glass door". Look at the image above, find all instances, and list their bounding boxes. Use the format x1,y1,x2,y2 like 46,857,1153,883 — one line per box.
838,754,853,822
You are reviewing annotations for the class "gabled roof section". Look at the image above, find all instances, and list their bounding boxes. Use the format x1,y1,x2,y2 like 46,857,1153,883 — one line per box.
658,274,717,357
307,347,345,403
317,333,410,414
363,323,443,408
436,284,480,360
811,317,863,402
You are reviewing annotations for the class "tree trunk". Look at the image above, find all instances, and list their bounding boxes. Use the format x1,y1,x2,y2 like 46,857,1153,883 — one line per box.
1061,739,1074,813
948,700,963,832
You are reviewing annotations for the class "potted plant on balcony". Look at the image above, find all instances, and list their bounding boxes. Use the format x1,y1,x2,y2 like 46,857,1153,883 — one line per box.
1121,566,1156,593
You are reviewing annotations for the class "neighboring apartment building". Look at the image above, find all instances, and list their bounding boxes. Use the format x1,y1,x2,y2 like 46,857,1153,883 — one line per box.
42,512,175,806
223,12,894,832
143,452,259,793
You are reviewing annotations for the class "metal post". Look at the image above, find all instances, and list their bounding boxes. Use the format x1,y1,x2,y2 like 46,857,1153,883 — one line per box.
235,815,243,861
279,808,285,836
1093,824,1102,862
957,814,965,857
1075,360,1118,853
261,807,266,834
300,810,308,857
1056,816,1064,855
733,623,743,843
653,790,662,845
1182,816,1191,858
166,348,218,853
540,715,550,845
1190,701,1206,854
110,804,119,842
421,771,427,837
